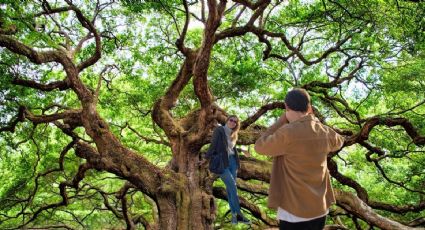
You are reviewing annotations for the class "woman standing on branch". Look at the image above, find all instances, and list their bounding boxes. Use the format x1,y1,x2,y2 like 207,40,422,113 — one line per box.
204,115,251,225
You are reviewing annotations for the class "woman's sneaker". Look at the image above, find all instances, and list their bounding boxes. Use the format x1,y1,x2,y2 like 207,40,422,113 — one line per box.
231,213,238,225
237,213,251,224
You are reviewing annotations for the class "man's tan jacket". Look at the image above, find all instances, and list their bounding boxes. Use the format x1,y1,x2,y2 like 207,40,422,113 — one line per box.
255,114,344,218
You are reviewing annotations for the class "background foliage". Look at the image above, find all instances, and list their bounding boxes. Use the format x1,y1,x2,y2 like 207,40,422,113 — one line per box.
1,0,424,229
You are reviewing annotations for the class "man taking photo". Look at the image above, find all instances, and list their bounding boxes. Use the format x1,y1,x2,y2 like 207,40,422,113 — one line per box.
255,88,344,230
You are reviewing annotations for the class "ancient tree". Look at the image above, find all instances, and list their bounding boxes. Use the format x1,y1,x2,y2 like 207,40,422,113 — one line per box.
1,0,424,229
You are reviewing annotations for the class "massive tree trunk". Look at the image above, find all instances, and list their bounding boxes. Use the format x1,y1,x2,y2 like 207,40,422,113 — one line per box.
159,139,214,230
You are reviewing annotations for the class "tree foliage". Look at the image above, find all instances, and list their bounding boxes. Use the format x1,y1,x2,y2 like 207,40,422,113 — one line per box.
1,0,425,229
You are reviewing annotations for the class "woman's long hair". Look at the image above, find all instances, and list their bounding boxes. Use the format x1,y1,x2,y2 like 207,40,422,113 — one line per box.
226,115,240,143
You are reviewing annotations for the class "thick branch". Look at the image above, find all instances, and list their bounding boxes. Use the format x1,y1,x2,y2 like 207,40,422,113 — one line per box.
152,53,196,137
238,157,271,182
74,141,179,197
34,4,73,17
12,78,70,91
192,0,227,108
240,102,285,129
346,117,425,146
0,35,68,64
328,159,369,201
336,190,417,230
0,33,92,102
236,178,268,196
24,108,82,125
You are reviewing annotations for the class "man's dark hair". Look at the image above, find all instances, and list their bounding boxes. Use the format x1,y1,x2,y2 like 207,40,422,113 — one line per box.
284,88,311,112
